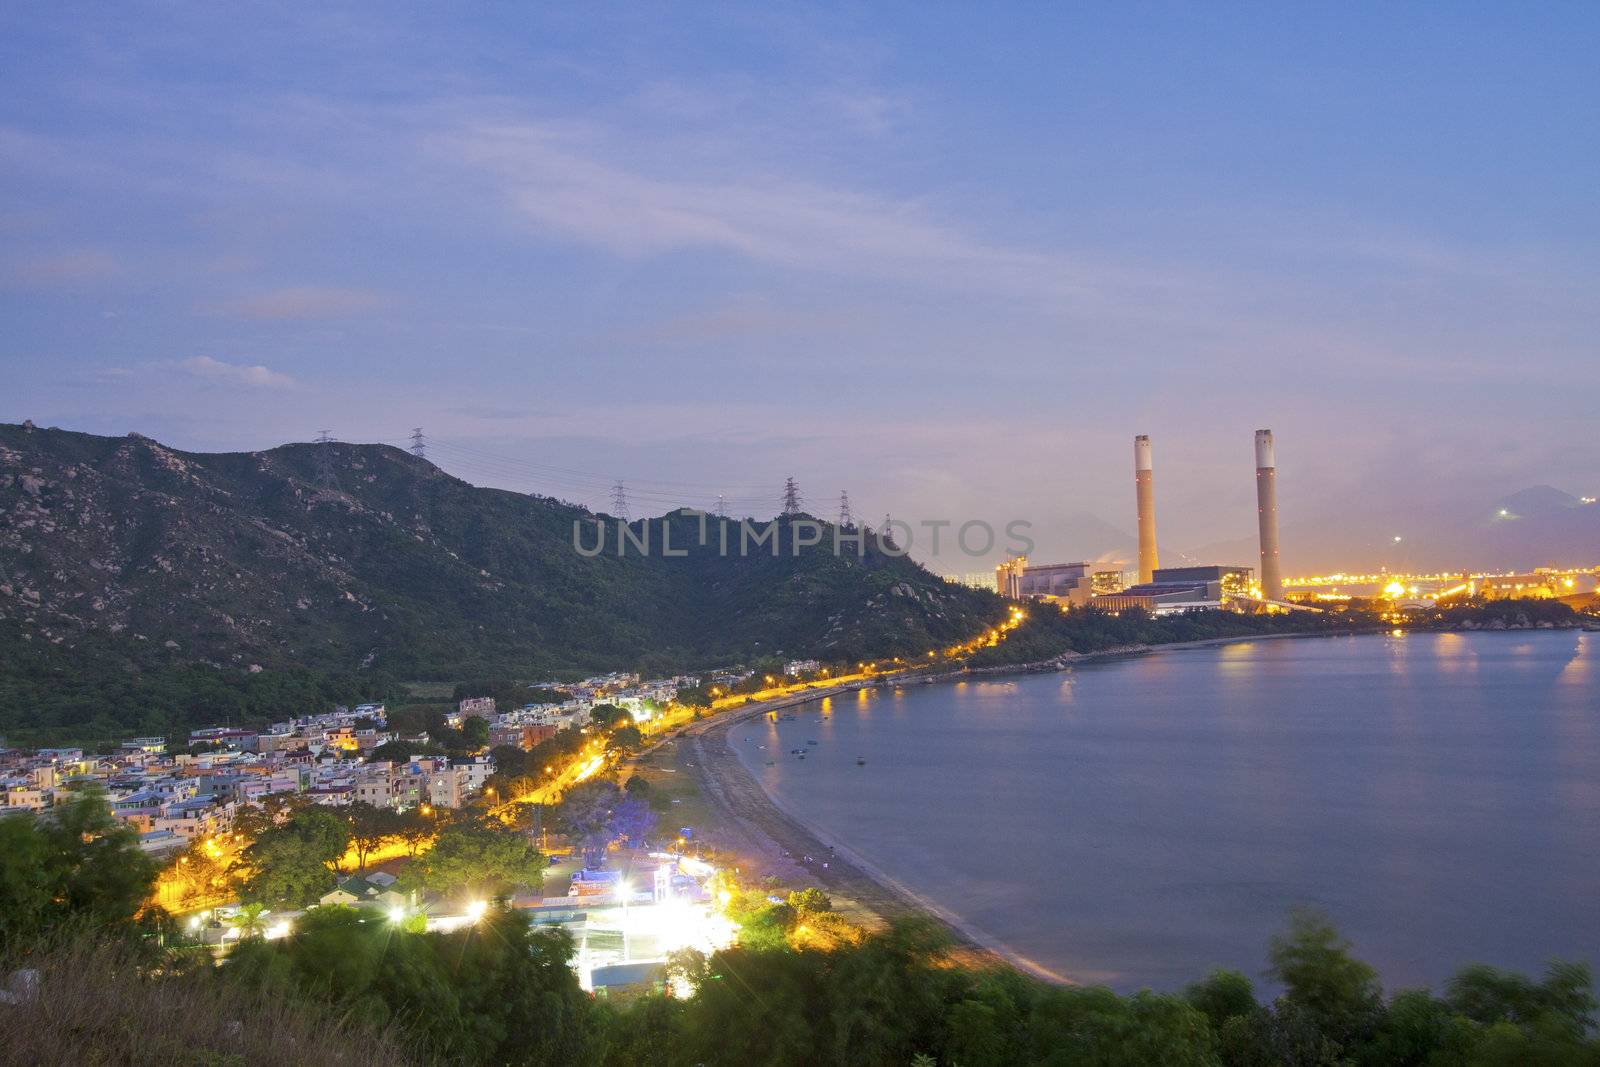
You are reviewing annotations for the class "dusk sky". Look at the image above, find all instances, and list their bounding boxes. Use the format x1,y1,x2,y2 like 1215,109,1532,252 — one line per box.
4,4,1597,570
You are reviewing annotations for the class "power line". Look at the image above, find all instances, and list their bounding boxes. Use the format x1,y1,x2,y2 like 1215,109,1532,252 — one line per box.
420,441,772,508
425,437,777,493
312,430,337,486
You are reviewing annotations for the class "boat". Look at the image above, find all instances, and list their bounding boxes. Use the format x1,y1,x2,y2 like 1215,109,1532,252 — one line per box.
806,740,818,746
856,757,867,766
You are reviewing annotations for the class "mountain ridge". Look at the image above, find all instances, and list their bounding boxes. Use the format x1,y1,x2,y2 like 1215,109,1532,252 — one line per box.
0,422,1003,742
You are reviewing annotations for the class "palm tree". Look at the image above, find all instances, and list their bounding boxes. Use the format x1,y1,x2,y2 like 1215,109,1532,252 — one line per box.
229,902,269,940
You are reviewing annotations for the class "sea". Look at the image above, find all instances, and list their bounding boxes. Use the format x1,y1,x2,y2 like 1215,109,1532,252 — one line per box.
731,631,1600,991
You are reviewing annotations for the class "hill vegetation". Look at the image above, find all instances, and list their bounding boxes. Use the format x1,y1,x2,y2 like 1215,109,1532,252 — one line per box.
0,422,1003,745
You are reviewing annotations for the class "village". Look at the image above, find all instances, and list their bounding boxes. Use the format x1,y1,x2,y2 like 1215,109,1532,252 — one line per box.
0,663,835,997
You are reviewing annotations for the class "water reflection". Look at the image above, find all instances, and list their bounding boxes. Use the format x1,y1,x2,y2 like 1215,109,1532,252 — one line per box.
738,632,1600,992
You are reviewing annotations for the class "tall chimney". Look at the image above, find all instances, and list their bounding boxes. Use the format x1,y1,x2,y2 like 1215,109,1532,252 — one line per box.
1255,429,1283,600
1134,434,1158,584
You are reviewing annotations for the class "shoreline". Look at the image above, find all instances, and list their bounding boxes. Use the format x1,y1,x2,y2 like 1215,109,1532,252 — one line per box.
664,625,1571,986
672,691,1072,981
660,634,1312,983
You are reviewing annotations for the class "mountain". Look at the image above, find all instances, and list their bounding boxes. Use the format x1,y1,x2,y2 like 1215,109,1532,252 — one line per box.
0,422,1003,743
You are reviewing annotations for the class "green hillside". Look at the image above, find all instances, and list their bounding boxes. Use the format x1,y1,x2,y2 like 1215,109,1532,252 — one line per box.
0,422,1003,745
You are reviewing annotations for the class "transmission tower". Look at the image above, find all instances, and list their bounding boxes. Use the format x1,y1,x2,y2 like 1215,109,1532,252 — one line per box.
880,513,894,548
409,427,426,459
312,430,337,486
714,494,727,519
782,476,802,516
837,490,853,528
610,480,631,521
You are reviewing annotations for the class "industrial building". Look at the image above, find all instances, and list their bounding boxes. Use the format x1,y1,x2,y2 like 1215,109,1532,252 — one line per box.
1093,565,1255,614
995,558,1095,606
1092,570,1129,596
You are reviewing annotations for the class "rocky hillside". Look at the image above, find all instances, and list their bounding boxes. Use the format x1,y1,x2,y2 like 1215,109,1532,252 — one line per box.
0,422,1002,739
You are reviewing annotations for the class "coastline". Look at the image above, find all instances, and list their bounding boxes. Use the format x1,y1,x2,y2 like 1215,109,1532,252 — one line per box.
670,692,1073,982
660,625,1543,986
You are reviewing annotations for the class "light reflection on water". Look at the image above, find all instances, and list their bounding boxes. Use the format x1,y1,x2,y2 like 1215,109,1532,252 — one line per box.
733,632,1600,992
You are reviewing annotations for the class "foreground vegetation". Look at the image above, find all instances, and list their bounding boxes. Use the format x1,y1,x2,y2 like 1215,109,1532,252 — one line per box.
3,790,1596,1066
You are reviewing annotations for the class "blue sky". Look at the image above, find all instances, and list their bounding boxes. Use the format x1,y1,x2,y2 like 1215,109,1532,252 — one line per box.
3,4,1597,569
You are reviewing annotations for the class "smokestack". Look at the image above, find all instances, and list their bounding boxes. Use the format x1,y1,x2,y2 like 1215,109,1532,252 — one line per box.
1134,434,1158,584
1255,429,1283,600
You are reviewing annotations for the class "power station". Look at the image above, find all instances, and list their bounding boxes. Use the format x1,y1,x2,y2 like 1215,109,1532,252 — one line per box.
998,429,1293,612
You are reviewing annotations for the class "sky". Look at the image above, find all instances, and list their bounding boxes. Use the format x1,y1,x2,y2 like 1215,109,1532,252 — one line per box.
3,3,1597,572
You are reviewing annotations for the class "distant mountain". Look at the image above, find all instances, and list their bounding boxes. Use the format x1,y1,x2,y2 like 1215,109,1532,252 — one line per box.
1492,485,1583,518
0,423,1003,739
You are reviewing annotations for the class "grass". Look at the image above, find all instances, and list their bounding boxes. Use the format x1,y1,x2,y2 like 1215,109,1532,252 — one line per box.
0,935,420,1067
629,737,717,835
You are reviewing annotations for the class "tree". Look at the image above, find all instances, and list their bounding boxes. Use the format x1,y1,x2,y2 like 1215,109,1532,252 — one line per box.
229,901,270,940
393,808,434,857
555,779,657,866
489,743,534,780
294,807,354,869
0,788,158,944
240,808,352,909
1184,968,1257,1032
400,819,544,900
610,724,644,754
591,703,629,730
787,888,832,915
1447,959,1597,1039
345,802,402,872
231,792,307,840
369,739,445,764
1267,907,1383,1050
460,715,490,751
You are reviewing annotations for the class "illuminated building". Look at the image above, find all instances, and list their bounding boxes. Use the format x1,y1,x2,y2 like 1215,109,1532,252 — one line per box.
1092,570,1127,596
995,557,1027,597
1094,565,1255,614
998,559,1095,605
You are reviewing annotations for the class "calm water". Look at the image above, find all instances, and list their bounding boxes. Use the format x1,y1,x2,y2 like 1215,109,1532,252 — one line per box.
732,632,1600,991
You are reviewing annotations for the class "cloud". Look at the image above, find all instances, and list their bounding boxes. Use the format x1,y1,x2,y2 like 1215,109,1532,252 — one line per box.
178,356,296,388
6,249,119,284
211,285,387,320
437,120,1146,304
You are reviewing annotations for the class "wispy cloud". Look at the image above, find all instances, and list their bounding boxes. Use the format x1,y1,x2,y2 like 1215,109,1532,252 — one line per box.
5,248,119,284
177,356,296,388
209,285,387,320
437,119,1137,303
